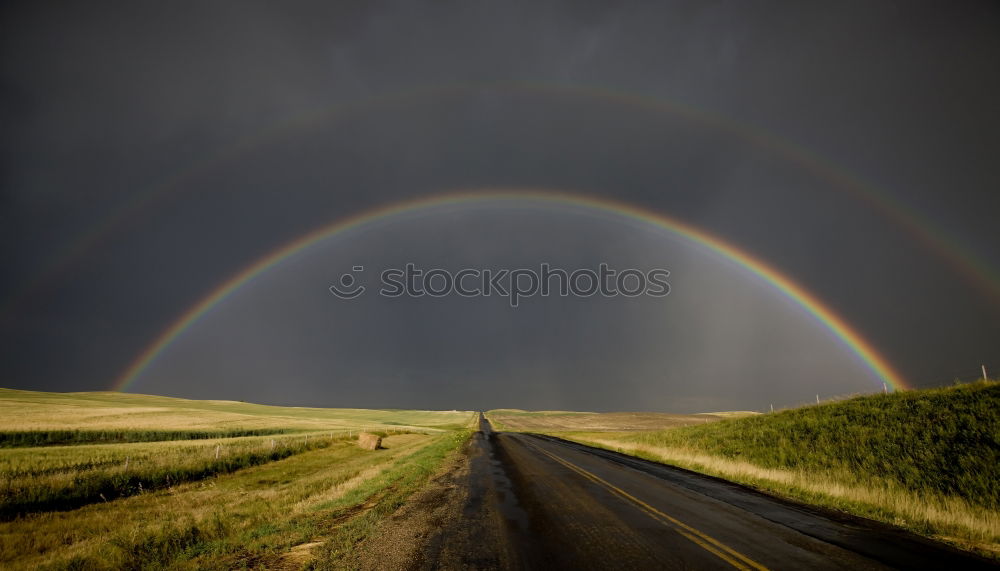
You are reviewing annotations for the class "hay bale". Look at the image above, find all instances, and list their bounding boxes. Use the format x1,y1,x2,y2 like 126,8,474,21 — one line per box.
357,432,382,450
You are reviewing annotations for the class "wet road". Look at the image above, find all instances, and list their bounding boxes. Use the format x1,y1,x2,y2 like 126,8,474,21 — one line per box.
472,414,996,570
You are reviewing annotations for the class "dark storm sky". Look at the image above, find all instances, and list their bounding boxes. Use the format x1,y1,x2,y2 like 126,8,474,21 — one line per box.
1,1,998,411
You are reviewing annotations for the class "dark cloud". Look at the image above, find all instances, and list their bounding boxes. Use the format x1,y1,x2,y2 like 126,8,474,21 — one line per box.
1,1,998,411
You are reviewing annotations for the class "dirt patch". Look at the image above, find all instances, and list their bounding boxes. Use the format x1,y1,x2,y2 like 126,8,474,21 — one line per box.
273,541,324,570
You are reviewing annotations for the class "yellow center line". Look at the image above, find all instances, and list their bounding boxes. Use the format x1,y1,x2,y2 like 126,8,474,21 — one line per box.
522,439,769,571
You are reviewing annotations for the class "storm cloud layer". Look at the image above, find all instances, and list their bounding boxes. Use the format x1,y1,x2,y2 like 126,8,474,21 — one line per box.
1,1,998,411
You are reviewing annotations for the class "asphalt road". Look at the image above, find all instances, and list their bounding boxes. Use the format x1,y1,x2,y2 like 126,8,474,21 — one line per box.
475,414,996,570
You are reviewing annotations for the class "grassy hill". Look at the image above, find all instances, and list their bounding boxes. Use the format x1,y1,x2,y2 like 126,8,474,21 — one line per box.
556,381,1000,556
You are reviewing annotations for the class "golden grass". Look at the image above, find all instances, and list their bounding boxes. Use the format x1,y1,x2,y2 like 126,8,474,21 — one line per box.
487,410,721,431
0,388,475,432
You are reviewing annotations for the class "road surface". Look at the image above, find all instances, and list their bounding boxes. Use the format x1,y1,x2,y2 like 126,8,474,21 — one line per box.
471,414,996,570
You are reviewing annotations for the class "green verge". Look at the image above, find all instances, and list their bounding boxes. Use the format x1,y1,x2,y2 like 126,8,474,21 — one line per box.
554,381,1000,557
304,429,471,569
627,381,999,507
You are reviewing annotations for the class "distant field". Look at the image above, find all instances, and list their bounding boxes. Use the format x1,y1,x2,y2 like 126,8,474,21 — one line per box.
551,381,1000,557
0,389,475,569
487,408,756,431
0,388,473,432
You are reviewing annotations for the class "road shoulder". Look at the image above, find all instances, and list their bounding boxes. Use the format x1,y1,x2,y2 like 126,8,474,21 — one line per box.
343,432,512,570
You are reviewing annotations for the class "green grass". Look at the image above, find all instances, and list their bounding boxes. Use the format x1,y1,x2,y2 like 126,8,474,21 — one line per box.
0,433,339,519
625,381,1000,507
556,381,1000,555
74,431,471,571
0,389,476,569
2,434,441,570
305,430,471,569
0,428,293,448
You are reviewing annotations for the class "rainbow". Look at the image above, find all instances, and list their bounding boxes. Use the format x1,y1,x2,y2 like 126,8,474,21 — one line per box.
5,82,997,327
112,189,910,393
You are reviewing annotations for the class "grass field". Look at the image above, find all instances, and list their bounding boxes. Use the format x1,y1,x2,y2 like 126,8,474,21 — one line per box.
9,383,997,564
0,428,293,448
0,389,475,569
486,409,751,431
519,381,1000,557
0,388,473,432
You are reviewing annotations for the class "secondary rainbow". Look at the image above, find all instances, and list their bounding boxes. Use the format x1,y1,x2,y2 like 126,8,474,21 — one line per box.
112,189,910,393
7,81,996,329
